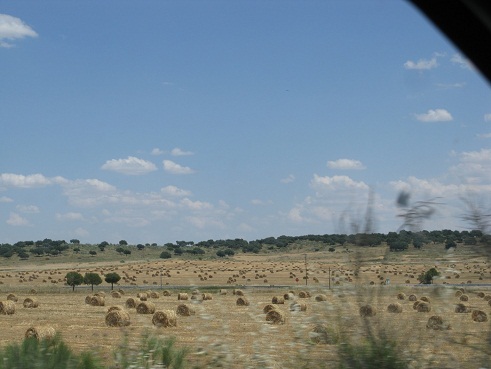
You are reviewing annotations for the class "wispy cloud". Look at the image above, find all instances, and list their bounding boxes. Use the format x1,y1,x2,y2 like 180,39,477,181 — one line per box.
0,14,38,48
151,148,165,155
280,174,295,184
327,159,366,170
163,160,195,174
101,156,157,175
251,199,273,206
0,173,52,188
16,205,39,214
404,57,438,70
451,53,473,70
6,212,29,226
415,109,453,122
0,196,13,203
161,185,191,197
171,147,194,156
477,133,491,139
484,114,491,122
56,212,84,221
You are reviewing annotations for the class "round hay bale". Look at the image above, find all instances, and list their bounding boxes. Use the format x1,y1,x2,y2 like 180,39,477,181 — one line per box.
413,301,421,310
202,293,213,301
455,303,471,313
0,300,16,315
90,295,105,306
387,303,403,313
219,289,227,295
191,289,200,296
107,305,124,313
477,292,485,298
111,291,121,298
152,310,177,327
7,294,18,302
289,302,307,312
25,326,56,340
396,292,406,300
178,293,189,300
117,289,125,295
85,295,92,304
29,289,37,294
314,294,328,302
136,301,156,314
408,294,417,301
420,296,430,303
455,290,463,298
459,294,469,301
266,309,286,324
23,298,39,308
359,304,376,317
150,291,160,299
190,294,201,301
105,310,130,327
298,291,310,298
272,296,285,304
283,293,294,300
234,289,244,296
176,304,195,316
125,297,138,309
416,302,431,312
310,324,337,344
162,290,171,297
472,310,488,322
95,292,105,297
263,304,277,313
426,316,451,330
483,294,491,301
236,297,249,306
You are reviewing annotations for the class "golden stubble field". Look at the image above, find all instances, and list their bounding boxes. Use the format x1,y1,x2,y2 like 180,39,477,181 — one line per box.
0,244,490,368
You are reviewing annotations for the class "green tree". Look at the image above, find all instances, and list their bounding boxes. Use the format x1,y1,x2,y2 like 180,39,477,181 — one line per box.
65,272,84,291
115,247,125,255
216,250,226,258
137,244,145,250
123,249,131,256
89,250,97,256
418,267,440,284
84,272,102,291
105,272,121,290
160,251,172,259
119,240,128,246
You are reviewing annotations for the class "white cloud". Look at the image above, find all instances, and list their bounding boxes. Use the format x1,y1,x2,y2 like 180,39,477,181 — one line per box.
151,148,165,155
0,196,13,203
251,199,273,206
56,212,84,221
435,82,465,89
451,53,473,70
171,147,194,156
180,198,212,210
415,109,453,122
163,160,195,174
477,133,491,139
460,148,491,163
185,216,225,229
310,174,369,193
0,14,38,48
403,57,438,70
161,185,191,197
16,205,39,214
0,173,52,188
101,156,157,175
6,212,29,226
327,159,366,170
280,174,295,184
484,114,491,122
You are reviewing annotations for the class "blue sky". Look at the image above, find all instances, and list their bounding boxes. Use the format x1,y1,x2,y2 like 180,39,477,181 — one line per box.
1,0,491,244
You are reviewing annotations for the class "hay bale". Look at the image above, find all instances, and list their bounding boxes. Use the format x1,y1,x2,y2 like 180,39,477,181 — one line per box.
298,291,310,298
408,294,417,301
263,304,277,313
178,293,189,300
125,297,138,309
95,292,105,297
136,301,156,314
416,302,431,312
162,290,171,296
7,293,18,302
176,304,195,316
25,326,56,340
234,289,244,296
85,295,92,304
283,293,294,300
23,297,39,308
455,303,471,313
387,303,403,313
236,297,249,306
455,290,463,298
111,291,121,298
266,309,286,324
426,316,451,330
314,294,327,302
359,304,376,317
420,296,430,303
90,295,105,306
396,292,406,300
117,289,125,295
310,324,337,344
484,295,491,301
0,301,15,315
107,305,124,313
477,292,485,298
202,293,213,301
152,310,177,327
472,310,488,322
459,294,469,301
290,302,307,312
150,291,160,299
105,310,131,327
272,296,285,304
412,301,421,310
219,289,227,295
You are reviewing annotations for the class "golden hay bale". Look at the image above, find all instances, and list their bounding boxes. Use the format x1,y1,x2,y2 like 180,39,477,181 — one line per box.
426,316,451,330
263,304,277,313
152,310,177,327
162,290,171,296
387,303,403,313
219,289,228,295
314,294,328,302
0,300,15,315
150,291,160,299
111,291,121,298
420,296,430,303
176,304,195,316
455,290,463,298
7,293,18,302
298,291,310,298
459,294,469,301
234,289,244,296
90,295,105,306
95,291,105,297
472,310,488,322
272,296,285,304
178,293,189,300
236,297,249,306
396,293,406,300
107,305,124,313
310,324,338,344
136,301,156,314
85,295,92,304
23,297,39,308
202,293,213,301
125,297,138,309
25,326,56,340
359,304,376,317
484,295,491,301
413,301,421,310
455,303,471,313
408,294,417,301
117,289,125,295
266,309,286,324
416,302,431,312
290,302,307,312
105,310,131,327
283,293,295,300
477,292,485,298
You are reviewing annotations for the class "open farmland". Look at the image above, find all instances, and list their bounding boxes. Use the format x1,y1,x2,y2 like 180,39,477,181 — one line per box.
0,244,490,368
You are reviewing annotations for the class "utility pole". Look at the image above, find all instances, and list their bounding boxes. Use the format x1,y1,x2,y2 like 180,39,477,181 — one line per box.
304,254,308,286
329,266,331,290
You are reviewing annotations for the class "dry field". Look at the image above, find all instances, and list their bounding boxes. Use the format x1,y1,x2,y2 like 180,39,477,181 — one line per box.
0,244,490,368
